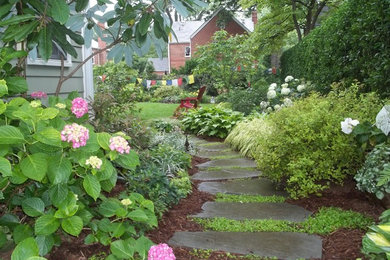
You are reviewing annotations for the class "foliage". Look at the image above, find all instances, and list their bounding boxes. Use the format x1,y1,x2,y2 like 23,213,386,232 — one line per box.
280,0,390,96
152,119,175,133
0,87,153,258
90,91,152,150
0,0,206,93
362,209,390,259
215,194,285,203
225,116,271,158
194,30,257,93
195,207,372,234
181,105,244,138
226,87,266,115
355,143,390,200
240,0,340,55
237,86,383,198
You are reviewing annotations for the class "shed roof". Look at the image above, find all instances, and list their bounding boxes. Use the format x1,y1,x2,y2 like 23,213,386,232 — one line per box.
148,57,169,72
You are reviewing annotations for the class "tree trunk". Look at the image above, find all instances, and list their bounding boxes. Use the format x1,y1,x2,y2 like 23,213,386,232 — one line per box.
291,0,302,41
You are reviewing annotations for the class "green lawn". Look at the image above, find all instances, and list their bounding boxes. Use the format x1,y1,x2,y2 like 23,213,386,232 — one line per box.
136,102,214,121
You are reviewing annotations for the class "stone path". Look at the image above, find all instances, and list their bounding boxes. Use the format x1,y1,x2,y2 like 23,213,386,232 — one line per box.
169,138,322,259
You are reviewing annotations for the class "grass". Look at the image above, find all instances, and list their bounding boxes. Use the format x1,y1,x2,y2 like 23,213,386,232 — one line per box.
189,249,277,260
215,194,286,203
136,102,214,121
194,207,373,235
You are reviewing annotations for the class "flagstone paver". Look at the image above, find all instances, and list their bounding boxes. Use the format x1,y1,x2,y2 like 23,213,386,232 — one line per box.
198,178,287,196
196,142,231,151
193,149,239,158
191,202,312,222
197,158,257,169
192,168,261,181
169,231,322,259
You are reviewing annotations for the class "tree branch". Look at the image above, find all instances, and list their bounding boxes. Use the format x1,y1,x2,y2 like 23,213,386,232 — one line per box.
291,0,302,41
55,55,65,96
311,1,327,29
55,39,120,96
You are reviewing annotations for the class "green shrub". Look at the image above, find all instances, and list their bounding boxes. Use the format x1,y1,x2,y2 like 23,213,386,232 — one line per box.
153,85,183,102
227,87,266,115
181,106,244,138
280,0,390,95
239,86,383,198
355,143,390,200
225,116,271,158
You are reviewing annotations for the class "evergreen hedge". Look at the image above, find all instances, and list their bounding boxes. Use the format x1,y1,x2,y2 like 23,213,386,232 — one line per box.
280,0,390,95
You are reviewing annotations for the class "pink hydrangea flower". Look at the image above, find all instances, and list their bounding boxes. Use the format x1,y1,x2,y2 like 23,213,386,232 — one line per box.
31,91,47,99
71,97,88,118
61,123,89,148
148,244,176,260
109,136,130,154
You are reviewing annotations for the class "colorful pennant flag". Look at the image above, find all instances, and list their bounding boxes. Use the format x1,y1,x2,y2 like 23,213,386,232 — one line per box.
188,75,195,84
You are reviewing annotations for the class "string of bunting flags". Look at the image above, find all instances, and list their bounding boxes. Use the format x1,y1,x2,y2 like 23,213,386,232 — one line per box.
128,75,195,89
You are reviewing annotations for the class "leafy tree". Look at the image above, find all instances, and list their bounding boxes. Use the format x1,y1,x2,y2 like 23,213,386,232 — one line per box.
0,0,206,95
194,30,256,93
241,0,343,54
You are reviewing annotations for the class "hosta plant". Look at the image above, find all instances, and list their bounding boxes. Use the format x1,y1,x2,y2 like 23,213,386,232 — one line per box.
181,106,243,138
0,81,154,258
362,209,390,259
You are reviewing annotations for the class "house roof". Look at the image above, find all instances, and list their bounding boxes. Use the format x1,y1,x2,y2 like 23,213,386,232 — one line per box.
170,21,204,43
190,8,253,39
148,57,169,72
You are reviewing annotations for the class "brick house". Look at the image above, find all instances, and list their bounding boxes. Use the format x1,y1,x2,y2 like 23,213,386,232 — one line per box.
168,9,256,72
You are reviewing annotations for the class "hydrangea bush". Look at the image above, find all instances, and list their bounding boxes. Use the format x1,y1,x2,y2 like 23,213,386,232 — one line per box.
259,75,309,113
0,83,156,259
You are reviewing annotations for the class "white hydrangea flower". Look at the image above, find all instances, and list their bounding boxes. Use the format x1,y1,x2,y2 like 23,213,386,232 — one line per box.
267,107,273,112
86,156,103,169
281,83,288,88
269,83,277,90
284,98,293,107
297,84,306,92
267,90,277,100
285,75,294,82
260,101,270,109
294,78,299,82
30,100,41,108
274,104,281,111
281,88,291,96
341,118,360,134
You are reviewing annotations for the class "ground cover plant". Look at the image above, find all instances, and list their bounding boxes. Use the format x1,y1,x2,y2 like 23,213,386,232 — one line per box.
181,105,243,138
194,207,373,235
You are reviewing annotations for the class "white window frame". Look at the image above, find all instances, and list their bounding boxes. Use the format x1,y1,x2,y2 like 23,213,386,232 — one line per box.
27,42,73,67
184,46,191,57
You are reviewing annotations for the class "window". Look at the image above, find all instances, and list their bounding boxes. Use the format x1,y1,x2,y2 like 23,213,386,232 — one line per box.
28,42,72,67
185,46,191,57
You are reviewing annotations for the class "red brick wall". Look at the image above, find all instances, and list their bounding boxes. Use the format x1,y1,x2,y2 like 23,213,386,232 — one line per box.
169,43,191,70
191,15,248,55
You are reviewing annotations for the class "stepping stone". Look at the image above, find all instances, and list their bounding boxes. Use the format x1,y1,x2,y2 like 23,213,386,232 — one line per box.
192,168,261,181
189,136,210,145
168,231,322,259
198,179,287,196
191,202,312,222
197,158,257,169
197,143,230,151
193,149,239,158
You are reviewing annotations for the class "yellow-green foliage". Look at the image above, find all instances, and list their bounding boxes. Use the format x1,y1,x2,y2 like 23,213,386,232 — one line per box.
225,117,273,158
256,87,383,198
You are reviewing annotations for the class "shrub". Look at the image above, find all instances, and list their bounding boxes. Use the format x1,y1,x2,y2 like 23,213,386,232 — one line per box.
355,143,390,200
280,0,390,95
181,106,244,138
153,85,183,102
227,88,264,115
229,85,383,198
